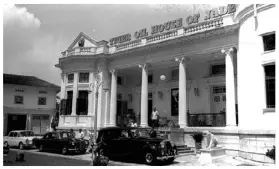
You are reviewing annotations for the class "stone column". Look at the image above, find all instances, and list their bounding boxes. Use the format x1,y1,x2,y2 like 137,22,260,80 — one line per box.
60,73,66,100
223,47,237,127
88,72,94,116
176,57,187,128
109,70,117,126
104,90,111,127
71,72,79,115
139,64,148,127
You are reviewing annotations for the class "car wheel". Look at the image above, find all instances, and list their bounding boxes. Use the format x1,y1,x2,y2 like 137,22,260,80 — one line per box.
39,145,44,152
4,141,9,147
144,152,155,165
62,146,68,155
19,142,24,150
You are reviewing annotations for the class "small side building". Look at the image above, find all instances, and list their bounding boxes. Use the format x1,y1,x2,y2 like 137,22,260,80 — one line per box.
3,74,60,135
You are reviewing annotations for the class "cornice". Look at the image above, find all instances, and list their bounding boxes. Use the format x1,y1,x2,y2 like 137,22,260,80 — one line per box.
107,24,239,59
235,4,275,25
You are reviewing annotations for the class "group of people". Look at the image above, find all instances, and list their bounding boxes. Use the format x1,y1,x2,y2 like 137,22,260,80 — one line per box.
69,128,85,139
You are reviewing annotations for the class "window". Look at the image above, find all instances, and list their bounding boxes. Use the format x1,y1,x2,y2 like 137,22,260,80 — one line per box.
263,33,275,52
148,74,153,84
264,64,275,108
148,93,153,99
38,97,47,105
79,73,89,83
213,86,226,94
117,76,123,85
67,74,74,83
211,64,225,76
117,93,122,100
14,95,23,104
171,69,179,81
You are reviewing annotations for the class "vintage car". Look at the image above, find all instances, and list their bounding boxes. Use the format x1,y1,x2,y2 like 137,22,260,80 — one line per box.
96,127,178,165
33,131,89,155
4,130,36,149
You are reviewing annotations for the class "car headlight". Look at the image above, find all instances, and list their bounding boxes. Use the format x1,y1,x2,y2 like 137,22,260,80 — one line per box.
170,141,175,147
26,139,29,144
160,142,165,148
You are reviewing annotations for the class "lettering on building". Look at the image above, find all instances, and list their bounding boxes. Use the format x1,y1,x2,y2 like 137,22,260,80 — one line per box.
204,4,236,20
109,33,131,46
151,18,182,35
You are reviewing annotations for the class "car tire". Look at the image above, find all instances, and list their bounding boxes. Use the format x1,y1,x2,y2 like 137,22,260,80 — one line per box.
19,142,24,150
39,145,44,152
144,152,155,165
62,146,68,155
4,141,9,147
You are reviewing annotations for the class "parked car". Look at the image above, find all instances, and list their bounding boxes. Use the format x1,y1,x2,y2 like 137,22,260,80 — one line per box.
33,131,89,155
96,127,178,165
4,130,36,150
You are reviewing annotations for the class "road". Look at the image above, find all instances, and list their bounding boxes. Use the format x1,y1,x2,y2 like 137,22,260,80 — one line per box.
3,148,258,166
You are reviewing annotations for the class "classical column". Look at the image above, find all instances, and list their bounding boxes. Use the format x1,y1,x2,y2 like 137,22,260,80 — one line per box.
88,72,94,116
109,70,117,126
71,72,79,115
176,57,187,128
60,73,66,100
139,64,149,128
103,70,111,127
104,90,111,127
223,47,237,127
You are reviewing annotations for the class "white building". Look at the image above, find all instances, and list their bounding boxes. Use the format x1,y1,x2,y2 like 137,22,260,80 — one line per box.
56,4,275,163
3,74,60,135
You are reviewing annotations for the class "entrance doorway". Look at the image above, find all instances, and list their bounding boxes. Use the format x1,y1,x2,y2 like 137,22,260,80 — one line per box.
31,115,50,135
7,114,26,134
211,85,226,113
148,94,153,127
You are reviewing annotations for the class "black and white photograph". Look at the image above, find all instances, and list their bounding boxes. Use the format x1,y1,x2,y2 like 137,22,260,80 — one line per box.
2,1,277,167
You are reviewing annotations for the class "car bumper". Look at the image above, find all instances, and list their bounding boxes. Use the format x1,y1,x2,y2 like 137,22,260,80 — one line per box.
23,144,34,148
156,155,175,160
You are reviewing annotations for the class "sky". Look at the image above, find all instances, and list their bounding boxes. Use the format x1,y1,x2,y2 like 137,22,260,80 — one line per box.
3,3,227,86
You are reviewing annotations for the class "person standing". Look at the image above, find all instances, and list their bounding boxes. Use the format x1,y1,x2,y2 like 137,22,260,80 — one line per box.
77,129,84,139
151,107,159,127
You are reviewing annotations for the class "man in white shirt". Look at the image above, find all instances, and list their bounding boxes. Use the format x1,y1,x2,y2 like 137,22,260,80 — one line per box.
77,129,84,139
151,107,159,127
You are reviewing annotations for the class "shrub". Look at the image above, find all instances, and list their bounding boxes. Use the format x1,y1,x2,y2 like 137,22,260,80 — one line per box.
191,132,204,142
266,146,275,161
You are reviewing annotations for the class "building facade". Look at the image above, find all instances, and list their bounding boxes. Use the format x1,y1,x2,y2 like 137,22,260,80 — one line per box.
56,4,276,163
3,74,60,135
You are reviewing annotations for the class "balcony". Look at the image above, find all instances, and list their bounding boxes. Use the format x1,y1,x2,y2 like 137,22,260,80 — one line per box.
61,47,97,57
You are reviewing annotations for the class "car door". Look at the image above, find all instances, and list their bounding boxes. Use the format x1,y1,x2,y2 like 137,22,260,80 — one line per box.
7,132,14,146
114,129,132,156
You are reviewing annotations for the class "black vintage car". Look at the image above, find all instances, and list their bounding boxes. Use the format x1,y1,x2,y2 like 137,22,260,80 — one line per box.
33,131,89,155
96,127,178,165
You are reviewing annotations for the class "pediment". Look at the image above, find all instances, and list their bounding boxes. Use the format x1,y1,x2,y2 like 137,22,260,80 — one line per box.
67,32,98,49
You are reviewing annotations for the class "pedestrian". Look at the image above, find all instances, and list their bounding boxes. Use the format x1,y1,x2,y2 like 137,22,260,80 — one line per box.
78,129,85,139
70,128,75,137
151,107,159,127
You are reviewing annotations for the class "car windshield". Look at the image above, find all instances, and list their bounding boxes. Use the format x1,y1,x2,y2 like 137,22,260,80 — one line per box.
60,132,75,139
130,128,150,138
20,131,34,137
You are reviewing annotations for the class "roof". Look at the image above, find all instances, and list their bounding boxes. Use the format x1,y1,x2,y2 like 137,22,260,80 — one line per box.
3,74,60,90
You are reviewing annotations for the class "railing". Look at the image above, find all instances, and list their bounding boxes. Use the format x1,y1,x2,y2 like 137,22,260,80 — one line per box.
146,30,178,43
116,39,141,51
61,47,97,57
187,112,226,127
